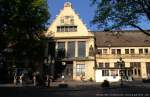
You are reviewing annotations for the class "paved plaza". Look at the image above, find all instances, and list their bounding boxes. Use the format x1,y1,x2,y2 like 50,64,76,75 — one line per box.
0,81,150,97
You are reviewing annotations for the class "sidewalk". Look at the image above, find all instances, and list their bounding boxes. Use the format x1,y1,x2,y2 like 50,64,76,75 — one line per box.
50,81,101,87
0,83,35,87
123,80,150,88
1,80,150,88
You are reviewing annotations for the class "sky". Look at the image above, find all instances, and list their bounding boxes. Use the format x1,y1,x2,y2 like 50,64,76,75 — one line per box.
47,0,150,31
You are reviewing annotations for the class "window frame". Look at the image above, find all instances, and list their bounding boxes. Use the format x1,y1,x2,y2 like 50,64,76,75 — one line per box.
76,64,85,76
102,69,109,76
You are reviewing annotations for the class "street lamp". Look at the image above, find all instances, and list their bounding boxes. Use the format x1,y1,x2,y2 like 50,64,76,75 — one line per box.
117,57,125,87
61,62,66,83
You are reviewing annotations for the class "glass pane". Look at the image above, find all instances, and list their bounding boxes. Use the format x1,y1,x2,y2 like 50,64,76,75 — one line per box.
67,41,75,58
102,70,109,76
57,26,61,32
117,49,121,54
57,42,65,58
139,49,143,54
103,49,107,54
78,41,86,57
99,63,103,68
111,49,115,54
144,49,148,54
76,64,85,76
58,42,65,50
114,62,119,68
130,49,135,54
146,62,150,77
105,63,109,68
97,49,102,55
125,49,129,54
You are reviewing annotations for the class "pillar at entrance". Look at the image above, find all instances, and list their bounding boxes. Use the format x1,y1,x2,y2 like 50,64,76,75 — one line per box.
141,62,147,79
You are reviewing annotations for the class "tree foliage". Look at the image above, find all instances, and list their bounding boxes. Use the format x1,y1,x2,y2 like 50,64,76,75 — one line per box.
91,0,150,35
0,0,50,63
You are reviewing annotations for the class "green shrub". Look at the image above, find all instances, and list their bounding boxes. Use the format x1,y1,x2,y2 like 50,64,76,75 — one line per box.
101,80,110,87
58,84,68,88
89,77,93,82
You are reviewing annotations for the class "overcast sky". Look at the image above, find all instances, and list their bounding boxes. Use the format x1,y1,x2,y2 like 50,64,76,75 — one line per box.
48,0,150,31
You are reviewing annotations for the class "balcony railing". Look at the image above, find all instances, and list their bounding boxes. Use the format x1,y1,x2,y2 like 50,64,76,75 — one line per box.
96,54,150,59
57,56,95,61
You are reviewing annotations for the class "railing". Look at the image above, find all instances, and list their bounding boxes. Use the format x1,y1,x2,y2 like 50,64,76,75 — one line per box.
58,56,95,61
96,54,150,59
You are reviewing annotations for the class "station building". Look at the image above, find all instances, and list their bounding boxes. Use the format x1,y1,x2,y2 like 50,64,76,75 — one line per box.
46,2,150,82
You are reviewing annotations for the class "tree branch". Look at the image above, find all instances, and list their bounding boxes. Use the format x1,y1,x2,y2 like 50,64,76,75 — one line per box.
140,0,150,20
129,23,150,36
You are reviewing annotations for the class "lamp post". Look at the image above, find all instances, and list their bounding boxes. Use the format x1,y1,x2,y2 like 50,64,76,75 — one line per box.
61,62,66,83
117,57,125,87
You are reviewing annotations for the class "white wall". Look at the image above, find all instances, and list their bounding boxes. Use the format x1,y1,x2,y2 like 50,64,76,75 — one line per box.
95,70,120,82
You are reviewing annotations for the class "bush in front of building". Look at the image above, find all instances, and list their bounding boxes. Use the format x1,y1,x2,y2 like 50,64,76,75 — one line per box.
58,84,68,88
142,78,150,83
101,80,110,87
88,77,93,82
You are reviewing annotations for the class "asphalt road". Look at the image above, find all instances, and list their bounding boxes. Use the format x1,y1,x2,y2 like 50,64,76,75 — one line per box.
0,85,150,97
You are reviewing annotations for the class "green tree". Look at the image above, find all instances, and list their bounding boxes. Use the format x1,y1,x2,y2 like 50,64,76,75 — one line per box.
91,0,150,35
0,0,50,70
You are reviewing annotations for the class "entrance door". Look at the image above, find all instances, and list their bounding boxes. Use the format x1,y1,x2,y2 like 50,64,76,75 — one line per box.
63,64,73,81
130,62,141,79
146,62,150,78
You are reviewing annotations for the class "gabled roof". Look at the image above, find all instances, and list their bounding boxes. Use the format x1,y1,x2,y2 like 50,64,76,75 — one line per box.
46,2,93,38
94,30,150,47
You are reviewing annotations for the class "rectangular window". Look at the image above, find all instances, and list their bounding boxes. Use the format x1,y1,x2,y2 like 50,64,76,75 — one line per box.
139,49,143,54
125,49,129,54
103,49,108,54
67,41,75,58
114,62,125,68
58,42,65,50
114,62,119,68
97,49,102,55
70,26,74,32
57,42,65,58
65,26,69,32
76,64,85,76
48,42,55,57
98,63,109,68
130,62,141,77
130,49,135,54
99,63,103,68
146,62,150,76
111,49,115,54
57,26,77,32
73,26,77,32
57,26,61,32
130,62,141,68
78,41,86,57
117,49,121,54
105,63,109,68
102,70,109,76
144,48,148,54
110,69,118,76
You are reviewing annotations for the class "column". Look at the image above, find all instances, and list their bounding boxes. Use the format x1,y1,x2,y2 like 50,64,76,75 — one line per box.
141,62,147,78
65,41,67,57
75,41,78,57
